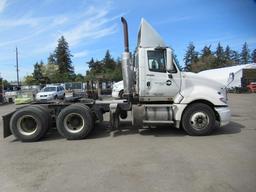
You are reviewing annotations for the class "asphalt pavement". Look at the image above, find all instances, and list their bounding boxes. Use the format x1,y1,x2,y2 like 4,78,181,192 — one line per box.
0,94,255,192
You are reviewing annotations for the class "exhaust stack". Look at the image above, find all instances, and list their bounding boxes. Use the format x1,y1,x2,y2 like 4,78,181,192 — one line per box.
121,17,129,52
121,17,133,97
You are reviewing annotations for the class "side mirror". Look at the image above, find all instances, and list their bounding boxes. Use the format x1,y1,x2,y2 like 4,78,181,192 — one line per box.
227,72,235,87
229,72,234,81
166,48,174,72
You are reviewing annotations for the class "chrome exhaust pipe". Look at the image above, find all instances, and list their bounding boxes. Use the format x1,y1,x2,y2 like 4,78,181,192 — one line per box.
121,17,129,52
121,17,133,98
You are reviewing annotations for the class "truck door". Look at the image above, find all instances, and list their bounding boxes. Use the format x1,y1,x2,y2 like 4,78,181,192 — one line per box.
140,48,181,101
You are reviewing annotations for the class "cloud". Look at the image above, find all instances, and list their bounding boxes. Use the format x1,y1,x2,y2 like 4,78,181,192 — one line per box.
62,5,120,47
73,50,89,58
0,18,38,27
0,15,69,48
0,0,7,13
34,4,121,54
0,15,69,28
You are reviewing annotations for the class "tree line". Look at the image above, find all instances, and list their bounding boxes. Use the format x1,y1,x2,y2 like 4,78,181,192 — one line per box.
184,42,256,72
23,36,122,85
11,36,256,86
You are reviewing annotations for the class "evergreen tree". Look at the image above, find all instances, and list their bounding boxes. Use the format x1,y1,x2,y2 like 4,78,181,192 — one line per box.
214,43,225,68
32,62,44,84
48,53,56,65
183,42,198,71
224,46,231,61
191,45,215,72
251,49,256,63
112,57,122,81
240,42,250,64
201,45,212,58
55,36,74,76
230,50,240,64
102,50,115,70
87,58,95,69
224,45,233,66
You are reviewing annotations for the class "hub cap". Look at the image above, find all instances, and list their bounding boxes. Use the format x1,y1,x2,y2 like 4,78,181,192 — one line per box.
190,112,209,130
17,115,38,136
64,113,84,133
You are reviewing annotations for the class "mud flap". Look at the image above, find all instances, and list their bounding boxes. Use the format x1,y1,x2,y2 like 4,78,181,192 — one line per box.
2,111,15,138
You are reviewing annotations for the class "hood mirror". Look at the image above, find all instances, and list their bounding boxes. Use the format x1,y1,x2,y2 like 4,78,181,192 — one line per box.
166,48,174,72
227,72,235,87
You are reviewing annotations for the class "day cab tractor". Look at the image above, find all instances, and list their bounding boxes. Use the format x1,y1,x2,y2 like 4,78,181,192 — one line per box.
2,17,231,142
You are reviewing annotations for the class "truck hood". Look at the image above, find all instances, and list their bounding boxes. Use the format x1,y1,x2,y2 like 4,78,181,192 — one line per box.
181,72,226,90
178,72,228,105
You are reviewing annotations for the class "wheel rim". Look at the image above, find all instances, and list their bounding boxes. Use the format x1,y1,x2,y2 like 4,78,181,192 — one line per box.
17,115,38,136
63,113,84,133
190,112,209,130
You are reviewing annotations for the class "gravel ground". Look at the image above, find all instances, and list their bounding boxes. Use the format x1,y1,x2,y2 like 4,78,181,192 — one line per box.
0,93,256,192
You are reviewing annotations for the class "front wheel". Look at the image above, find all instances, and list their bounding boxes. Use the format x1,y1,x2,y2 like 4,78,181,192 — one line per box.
181,103,216,136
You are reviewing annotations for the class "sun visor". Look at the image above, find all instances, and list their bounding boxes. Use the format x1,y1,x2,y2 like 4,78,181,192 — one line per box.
137,18,166,48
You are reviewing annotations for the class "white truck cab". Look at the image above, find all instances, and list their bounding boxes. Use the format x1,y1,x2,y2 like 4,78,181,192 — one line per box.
120,17,231,135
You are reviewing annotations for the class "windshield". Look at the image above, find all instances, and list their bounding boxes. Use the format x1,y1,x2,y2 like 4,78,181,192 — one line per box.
42,87,56,92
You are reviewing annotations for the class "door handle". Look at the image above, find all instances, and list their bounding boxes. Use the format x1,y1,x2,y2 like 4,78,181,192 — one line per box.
147,81,151,87
168,74,173,79
166,80,172,86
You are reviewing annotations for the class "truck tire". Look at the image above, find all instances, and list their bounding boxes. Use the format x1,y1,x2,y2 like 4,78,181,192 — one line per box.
29,105,52,130
10,107,49,142
182,103,215,136
56,104,93,140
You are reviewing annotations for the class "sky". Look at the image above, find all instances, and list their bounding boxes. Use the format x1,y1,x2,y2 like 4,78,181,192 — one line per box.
0,0,256,81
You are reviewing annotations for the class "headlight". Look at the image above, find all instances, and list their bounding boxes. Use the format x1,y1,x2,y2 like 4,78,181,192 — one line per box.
218,88,228,104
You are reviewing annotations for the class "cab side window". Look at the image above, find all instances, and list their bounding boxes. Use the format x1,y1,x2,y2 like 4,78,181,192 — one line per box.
147,50,166,73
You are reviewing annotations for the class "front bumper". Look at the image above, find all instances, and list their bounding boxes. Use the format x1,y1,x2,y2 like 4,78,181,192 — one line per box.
36,95,53,101
215,106,231,127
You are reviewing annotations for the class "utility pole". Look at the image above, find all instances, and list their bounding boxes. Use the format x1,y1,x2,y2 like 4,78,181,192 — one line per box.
16,47,20,87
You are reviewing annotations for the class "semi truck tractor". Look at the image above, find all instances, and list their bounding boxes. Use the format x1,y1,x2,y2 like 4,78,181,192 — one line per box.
2,17,231,142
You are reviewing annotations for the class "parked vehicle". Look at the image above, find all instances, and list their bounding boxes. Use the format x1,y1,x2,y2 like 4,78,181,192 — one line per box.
36,85,65,101
247,82,256,93
2,17,231,142
112,81,124,98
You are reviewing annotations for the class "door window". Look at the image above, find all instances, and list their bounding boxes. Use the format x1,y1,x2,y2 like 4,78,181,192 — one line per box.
147,50,166,72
